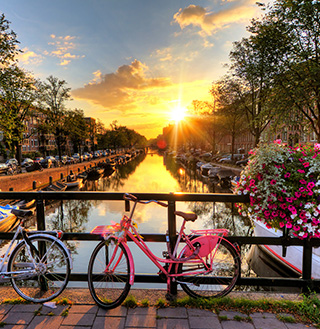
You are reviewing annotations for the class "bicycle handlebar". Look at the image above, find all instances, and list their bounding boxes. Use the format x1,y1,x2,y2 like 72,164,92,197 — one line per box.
123,193,168,208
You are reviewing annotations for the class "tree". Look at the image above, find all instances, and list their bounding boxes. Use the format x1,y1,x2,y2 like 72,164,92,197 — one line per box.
190,100,222,154
0,65,38,162
238,0,320,142
104,121,147,150
0,14,21,69
210,77,247,157
229,31,275,146
64,109,87,155
38,76,72,158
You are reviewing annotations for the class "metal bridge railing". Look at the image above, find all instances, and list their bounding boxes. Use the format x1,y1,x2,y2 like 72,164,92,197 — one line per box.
0,191,319,295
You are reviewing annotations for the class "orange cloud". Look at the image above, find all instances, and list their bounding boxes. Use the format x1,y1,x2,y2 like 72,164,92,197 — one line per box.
17,48,43,65
173,0,259,35
72,59,171,111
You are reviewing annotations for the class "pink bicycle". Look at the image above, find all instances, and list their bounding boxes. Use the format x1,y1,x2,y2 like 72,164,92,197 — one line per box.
88,193,240,309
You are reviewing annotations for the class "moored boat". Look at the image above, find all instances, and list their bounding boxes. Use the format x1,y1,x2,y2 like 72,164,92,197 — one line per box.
59,174,83,189
0,205,19,232
248,219,320,280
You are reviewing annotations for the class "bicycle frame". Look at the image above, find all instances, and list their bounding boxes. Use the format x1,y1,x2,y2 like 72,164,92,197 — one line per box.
98,199,229,288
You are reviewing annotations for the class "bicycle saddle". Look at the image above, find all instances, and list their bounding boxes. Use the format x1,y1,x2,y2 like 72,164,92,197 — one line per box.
174,211,197,222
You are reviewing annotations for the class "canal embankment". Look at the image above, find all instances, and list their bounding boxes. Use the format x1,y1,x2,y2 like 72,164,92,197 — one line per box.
0,160,102,192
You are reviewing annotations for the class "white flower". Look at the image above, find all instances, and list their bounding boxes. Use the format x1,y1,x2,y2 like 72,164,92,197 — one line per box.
237,191,242,195
243,190,248,195
291,214,297,219
297,219,303,225
314,210,319,217
305,212,312,218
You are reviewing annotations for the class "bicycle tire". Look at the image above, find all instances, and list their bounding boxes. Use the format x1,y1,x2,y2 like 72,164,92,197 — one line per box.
178,238,240,298
8,235,70,303
88,239,131,309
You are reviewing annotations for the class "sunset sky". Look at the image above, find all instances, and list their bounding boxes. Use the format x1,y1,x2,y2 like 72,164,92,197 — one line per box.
2,0,266,139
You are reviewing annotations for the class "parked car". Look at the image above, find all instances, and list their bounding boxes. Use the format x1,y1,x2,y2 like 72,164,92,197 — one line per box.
72,153,81,163
55,155,67,166
0,163,9,175
84,152,93,160
40,156,56,168
34,157,44,163
21,158,34,167
5,158,19,167
66,156,75,164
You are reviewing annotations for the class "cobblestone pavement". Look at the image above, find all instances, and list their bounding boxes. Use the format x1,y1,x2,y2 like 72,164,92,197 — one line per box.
0,303,317,329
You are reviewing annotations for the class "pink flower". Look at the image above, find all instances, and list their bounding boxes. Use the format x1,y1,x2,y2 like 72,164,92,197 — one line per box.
300,179,307,184
303,162,310,168
280,203,287,209
288,205,297,214
295,191,302,198
307,182,315,189
249,179,255,187
284,172,291,178
270,179,276,185
274,139,282,144
286,197,294,203
266,223,272,229
293,225,300,231
279,222,285,228
286,222,293,228
297,169,305,173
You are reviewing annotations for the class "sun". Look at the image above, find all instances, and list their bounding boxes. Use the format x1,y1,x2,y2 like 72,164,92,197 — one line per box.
171,106,187,122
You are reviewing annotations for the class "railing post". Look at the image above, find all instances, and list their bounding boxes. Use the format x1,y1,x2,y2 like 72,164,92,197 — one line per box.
167,198,177,297
36,191,46,231
302,238,313,294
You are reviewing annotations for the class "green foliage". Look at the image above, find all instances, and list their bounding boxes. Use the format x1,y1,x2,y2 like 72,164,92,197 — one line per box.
277,314,296,323
155,298,167,308
140,299,149,307
2,297,30,304
122,295,138,308
297,293,320,324
56,298,73,305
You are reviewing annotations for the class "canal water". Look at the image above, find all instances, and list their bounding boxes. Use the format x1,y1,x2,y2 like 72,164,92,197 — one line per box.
44,152,253,288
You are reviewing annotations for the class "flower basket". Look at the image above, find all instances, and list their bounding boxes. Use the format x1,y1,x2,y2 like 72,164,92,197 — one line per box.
234,140,320,239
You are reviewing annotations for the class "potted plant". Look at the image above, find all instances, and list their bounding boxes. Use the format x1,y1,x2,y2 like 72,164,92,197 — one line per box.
234,140,320,239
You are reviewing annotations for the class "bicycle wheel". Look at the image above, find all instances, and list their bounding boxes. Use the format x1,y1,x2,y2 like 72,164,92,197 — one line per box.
178,238,240,298
8,235,70,303
88,239,131,309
